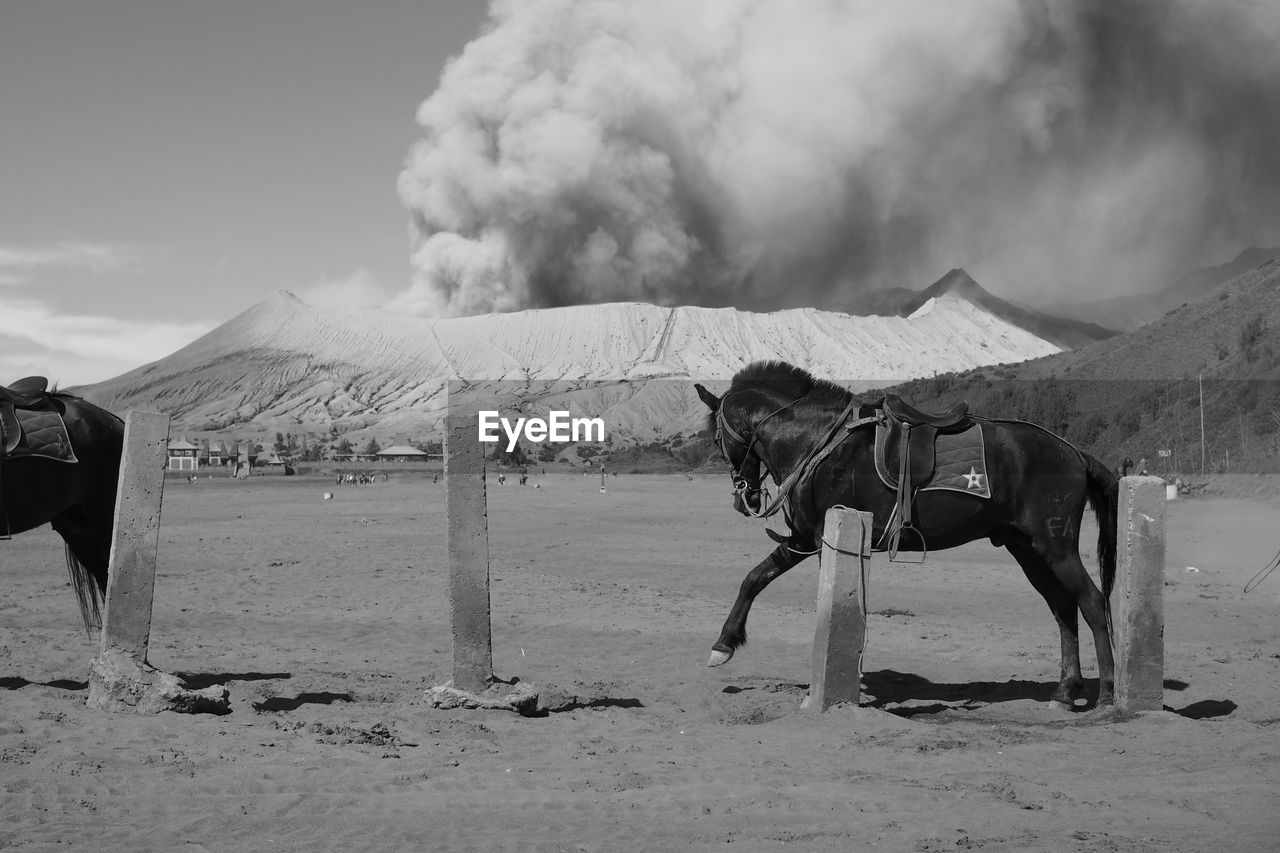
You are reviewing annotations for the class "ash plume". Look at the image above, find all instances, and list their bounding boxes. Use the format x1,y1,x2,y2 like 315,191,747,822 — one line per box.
396,0,1280,316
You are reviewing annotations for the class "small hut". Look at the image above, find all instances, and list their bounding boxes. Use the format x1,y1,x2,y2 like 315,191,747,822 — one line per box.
167,438,200,472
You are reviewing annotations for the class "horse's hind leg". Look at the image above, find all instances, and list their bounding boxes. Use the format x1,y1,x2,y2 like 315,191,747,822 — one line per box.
1053,551,1115,707
1007,541,1085,709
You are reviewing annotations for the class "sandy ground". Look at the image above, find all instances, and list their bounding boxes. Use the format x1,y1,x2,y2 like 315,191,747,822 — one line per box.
2,472,1278,852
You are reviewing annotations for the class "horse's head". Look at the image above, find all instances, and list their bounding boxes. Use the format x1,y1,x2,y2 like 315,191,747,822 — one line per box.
695,383,765,516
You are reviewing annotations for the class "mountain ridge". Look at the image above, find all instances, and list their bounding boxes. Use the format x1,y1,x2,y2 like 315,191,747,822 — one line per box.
838,268,1114,349
75,292,1062,446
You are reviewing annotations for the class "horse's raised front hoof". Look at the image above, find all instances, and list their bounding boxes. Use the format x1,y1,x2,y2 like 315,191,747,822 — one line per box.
707,648,733,667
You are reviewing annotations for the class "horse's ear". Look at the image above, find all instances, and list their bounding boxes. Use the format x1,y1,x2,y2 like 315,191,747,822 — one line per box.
694,383,720,411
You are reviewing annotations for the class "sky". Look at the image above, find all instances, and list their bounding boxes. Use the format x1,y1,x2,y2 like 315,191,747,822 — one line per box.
0,0,487,385
3,1,1278,386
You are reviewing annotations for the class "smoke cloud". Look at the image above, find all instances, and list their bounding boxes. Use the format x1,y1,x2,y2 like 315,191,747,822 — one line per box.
396,0,1280,316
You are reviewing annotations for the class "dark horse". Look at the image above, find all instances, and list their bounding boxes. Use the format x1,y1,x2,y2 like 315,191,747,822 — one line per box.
695,361,1119,708
1,385,123,632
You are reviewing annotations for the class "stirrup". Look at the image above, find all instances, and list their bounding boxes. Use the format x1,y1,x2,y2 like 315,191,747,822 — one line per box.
886,524,927,564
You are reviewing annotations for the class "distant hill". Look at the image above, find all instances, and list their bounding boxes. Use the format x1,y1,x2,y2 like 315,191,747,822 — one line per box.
885,259,1280,475
841,268,1114,349
1042,246,1280,333
72,292,1061,451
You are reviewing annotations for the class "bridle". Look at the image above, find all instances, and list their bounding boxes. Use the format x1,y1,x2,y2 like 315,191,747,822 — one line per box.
715,386,878,522
714,390,806,517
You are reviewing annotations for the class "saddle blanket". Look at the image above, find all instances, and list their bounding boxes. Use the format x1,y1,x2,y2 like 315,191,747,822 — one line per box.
874,421,990,499
2,407,78,463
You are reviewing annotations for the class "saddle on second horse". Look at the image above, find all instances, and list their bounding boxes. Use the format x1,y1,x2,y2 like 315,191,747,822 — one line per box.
874,393,973,554
0,376,76,462
0,376,55,455
0,376,71,540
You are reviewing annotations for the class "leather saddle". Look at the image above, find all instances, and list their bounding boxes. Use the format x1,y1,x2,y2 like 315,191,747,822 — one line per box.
0,376,59,540
876,393,973,555
0,376,55,455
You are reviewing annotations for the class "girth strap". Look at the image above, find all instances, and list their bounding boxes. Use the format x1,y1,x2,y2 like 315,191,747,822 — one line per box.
897,423,914,529
0,403,20,455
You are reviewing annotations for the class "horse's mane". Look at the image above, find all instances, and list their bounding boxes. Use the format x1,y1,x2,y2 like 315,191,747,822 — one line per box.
706,360,854,433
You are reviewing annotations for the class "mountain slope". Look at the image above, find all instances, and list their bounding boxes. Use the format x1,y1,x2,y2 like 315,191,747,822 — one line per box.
75,293,1061,445
1042,246,1280,333
888,258,1280,473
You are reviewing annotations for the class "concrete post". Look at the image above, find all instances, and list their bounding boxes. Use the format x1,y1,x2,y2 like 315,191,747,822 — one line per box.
88,410,229,714
446,392,493,692
806,507,872,713
1114,475,1166,712
99,410,170,661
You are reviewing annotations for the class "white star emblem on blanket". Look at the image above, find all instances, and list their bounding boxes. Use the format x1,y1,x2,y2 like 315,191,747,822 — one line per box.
963,467,984,490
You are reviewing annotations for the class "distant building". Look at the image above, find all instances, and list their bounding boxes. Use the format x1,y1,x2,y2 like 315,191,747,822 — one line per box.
200,440,232,467
376,445,429,462
167,438,200,471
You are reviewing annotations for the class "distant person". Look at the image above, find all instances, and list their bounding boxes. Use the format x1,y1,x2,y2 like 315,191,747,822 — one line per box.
1138,457,1148,475
433,473,439,484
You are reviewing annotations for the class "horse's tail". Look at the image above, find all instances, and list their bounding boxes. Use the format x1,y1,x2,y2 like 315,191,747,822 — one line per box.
1083,452,1118,633
64,543,103,635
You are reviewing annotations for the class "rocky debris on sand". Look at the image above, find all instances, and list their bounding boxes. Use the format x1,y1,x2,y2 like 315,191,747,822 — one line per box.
425,682,544,716
87,650,230,715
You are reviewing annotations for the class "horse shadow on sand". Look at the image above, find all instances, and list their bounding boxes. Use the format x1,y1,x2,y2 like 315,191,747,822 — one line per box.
721,671,1235,719
861,671,1236,719
861,669,1070,715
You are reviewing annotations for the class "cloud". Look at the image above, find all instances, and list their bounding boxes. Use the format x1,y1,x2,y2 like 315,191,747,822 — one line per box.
0,242,139,285
0,294,216,386
398,0,1280,315
294,268,393,309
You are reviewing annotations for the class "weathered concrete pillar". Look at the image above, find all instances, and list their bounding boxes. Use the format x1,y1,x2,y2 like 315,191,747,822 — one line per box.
1114,475,1166,712
100,410,170,661
89,410,229,714
806,507,872,713
446,391,493,692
